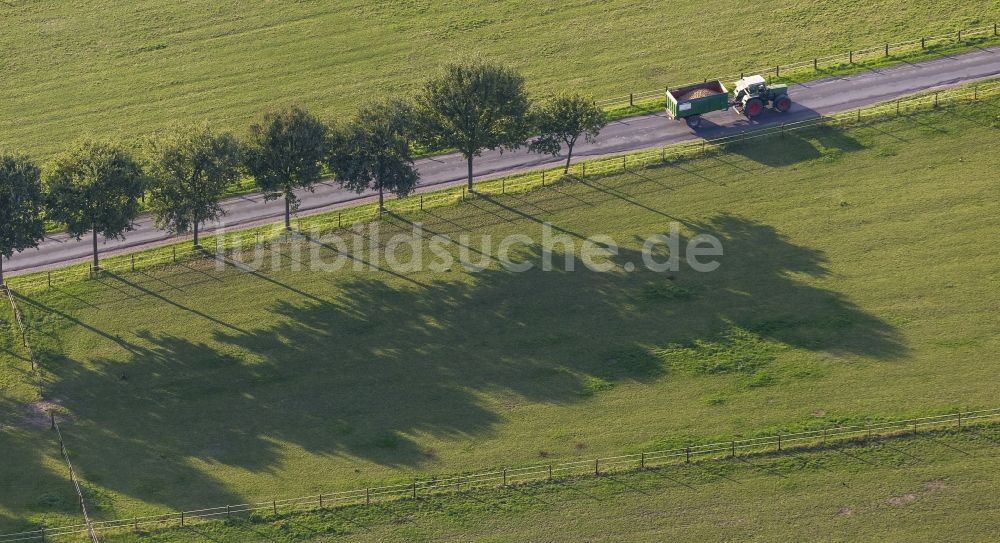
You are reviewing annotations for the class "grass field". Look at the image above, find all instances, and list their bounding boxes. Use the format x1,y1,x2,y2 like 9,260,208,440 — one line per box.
97,424,1000,542
2,94,999,535
1,1,999,158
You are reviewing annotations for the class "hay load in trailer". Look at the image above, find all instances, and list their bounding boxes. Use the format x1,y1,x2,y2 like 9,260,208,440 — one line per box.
665,80,729,129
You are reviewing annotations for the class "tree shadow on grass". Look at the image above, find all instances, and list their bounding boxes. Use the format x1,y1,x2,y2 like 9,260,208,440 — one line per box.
18,213,904,515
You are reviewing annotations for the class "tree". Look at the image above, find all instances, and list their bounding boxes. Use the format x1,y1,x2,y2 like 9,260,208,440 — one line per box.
327,98,419,212
529,93,608,174
45,139,146,271
417,59,531,192
0,153,46,284
245,106,328,229
146,123,242,247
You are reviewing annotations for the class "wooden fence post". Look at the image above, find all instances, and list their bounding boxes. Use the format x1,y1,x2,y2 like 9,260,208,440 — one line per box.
366,488,371,505
172,247,176,262
777,434,782,451
957,411,962,428
420,194,424,210
502,468,507,486
921,37,926,49
685,447,691,464
813,58,818,71
319,494,323,509
640,452,645,469
629,93,634,106
775,65,780,78
849,50,853,63
272,500,277,515
227,504,231,518
731,441,736,457
47,271,51,289
622,156,627,170
595,459,600,476
582,163,586,178
180,511,184,527
542,170,546,186
957,30,962,42
412,482,417,498
131,254,135,272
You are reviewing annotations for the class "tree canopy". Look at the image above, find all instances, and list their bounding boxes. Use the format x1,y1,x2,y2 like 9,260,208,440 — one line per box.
529,93,608,174
45,139,146,269
418,59,531,191
0,153,46,282
327,98,420,211
245,105,328,229
146,123,243,246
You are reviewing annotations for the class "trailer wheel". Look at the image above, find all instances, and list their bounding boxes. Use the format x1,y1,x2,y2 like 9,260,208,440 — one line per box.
685,115,702,129
743,98,764,118
774,95,792,112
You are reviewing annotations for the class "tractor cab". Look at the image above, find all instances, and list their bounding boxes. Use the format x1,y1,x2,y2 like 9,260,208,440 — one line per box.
733,75,768,101
731,74,792,118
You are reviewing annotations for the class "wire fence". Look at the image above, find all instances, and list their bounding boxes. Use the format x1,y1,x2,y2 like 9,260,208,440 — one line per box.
2,286,35,371
595,21,999,109
4,77,998,297
50,417,101,543
3,407,997,542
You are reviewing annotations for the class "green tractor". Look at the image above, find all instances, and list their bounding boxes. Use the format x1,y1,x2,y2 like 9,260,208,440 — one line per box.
731,75,792,118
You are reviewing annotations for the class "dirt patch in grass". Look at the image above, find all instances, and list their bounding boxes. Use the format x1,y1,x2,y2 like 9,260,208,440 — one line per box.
836,507,854,517
886,493,917,506
17,400,65,428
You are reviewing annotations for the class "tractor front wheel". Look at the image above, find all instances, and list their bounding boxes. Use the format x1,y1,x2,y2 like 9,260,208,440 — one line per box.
774,95,792,113
743,98,764,118
685,115,702,129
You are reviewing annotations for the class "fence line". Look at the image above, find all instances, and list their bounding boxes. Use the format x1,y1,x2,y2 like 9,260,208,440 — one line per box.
50,417,101,543
4,78,999,295
2,286,35,371
595,21,999,109
3,407,997,542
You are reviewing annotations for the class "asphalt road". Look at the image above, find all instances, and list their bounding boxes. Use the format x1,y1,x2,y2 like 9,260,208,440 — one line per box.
5,45,999,276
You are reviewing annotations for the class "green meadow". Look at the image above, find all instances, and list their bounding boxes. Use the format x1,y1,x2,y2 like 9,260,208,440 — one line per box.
1,94,998,534
2,1,999,157
100,424,1000,542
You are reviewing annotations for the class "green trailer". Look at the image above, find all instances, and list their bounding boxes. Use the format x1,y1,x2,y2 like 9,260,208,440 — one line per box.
665,80,729,129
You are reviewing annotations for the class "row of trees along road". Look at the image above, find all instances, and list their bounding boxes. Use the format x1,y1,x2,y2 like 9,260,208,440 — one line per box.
0,59,608,284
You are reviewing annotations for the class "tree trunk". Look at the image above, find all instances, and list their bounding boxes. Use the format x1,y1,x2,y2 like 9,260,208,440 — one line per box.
378,187,385,212
564,143,575,175
466,156,474,192
284,195,291,230
92,229,100,272
193,221,200,248
0,256,5,286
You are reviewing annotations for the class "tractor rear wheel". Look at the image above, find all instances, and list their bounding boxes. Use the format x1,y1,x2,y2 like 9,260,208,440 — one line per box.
743,98,764,118
774,95,792,113
685,115,702,129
